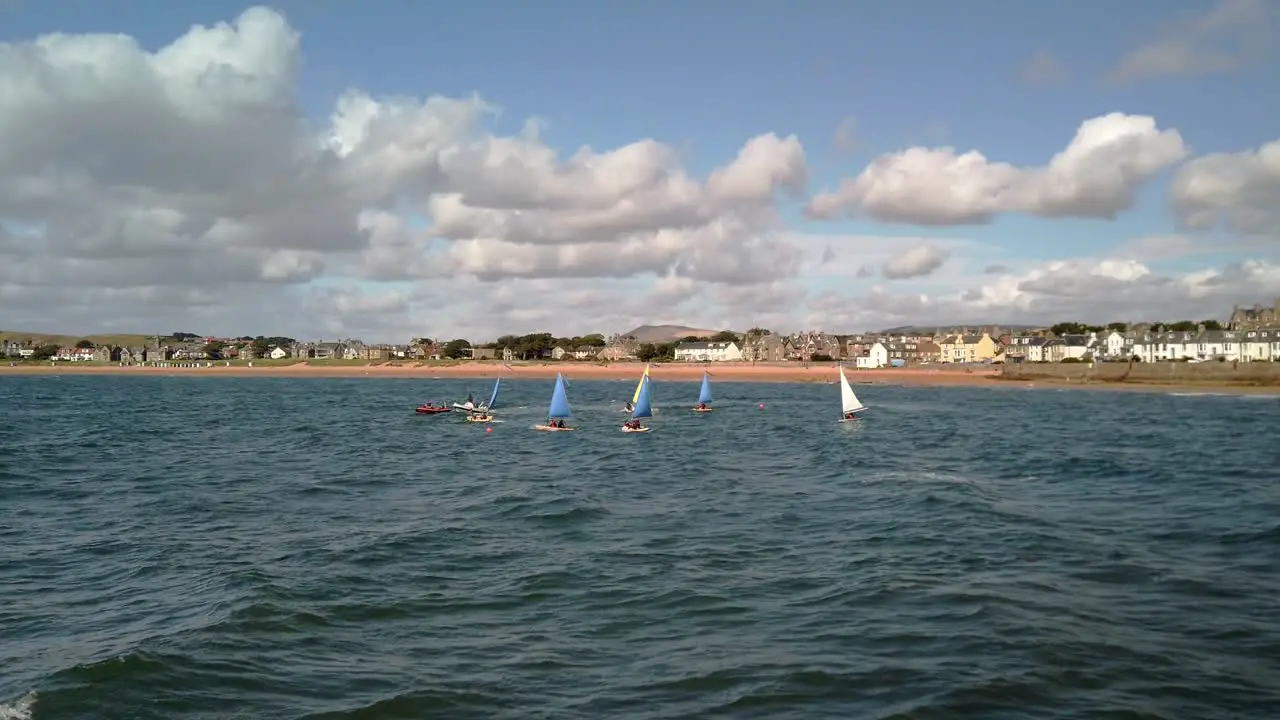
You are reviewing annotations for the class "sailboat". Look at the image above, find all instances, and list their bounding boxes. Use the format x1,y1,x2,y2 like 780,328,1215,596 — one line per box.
838,365,868,422
622,376,654,432
534,373,575,431
466,376,501,423
623,363,650,412
451,391,482,413
692,371,713,412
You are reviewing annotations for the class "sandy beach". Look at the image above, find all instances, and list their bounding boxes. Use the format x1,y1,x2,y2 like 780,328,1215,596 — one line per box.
4,360,1279,395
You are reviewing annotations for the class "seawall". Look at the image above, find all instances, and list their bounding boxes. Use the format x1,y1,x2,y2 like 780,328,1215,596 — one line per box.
999,361,1280,386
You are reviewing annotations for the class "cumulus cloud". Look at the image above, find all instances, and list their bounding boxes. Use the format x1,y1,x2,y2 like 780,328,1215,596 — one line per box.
1,5,1274,343
881,245,950,280
809,258,1280,332
0,6,816,340
1170,139,1280,236
805,113,1188,225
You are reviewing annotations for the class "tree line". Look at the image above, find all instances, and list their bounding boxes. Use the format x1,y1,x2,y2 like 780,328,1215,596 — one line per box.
1049,320,1223,336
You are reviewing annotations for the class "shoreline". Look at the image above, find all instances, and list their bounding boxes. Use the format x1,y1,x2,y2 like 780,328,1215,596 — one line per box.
3,361,1278,395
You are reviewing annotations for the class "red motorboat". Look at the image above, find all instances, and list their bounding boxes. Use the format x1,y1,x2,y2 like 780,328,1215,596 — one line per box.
415,403,450,415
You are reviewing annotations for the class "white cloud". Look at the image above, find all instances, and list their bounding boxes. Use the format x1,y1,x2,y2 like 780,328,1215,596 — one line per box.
1108,0,1274,84
809,257,1280,331
1170,139,1280,236
882,244,950,279
806,113,1188,225
0,6,1274,343
0,6,817,340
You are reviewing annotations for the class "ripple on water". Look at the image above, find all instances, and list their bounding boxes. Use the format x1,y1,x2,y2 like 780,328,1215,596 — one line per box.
2,376,1279,719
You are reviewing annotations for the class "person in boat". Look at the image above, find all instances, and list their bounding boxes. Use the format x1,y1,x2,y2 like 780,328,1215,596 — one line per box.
625,419,645,430
844,412,857,420
624,401,633,412
697,402,707,410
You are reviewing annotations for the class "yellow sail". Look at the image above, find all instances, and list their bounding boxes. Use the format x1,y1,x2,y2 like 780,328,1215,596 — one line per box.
631,363,650,403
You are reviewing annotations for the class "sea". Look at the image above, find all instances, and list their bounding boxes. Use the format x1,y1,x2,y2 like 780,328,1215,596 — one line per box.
2,374,1278,719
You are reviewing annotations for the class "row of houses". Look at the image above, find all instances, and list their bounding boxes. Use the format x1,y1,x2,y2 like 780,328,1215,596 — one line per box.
654,326,1280,367
12,317,1280,367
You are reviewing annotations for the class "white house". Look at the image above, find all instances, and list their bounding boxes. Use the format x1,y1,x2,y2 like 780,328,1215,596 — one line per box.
1131,329,1249,362
1096,330,1130,359
673,341,743,362
1131,332,1193,362
269,346,289,360
1240,328,1280,361
854,342,889,369
1004,336,1050,363
54,347,95,362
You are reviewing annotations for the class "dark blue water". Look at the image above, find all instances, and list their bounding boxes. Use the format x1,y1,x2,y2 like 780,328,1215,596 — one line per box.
2,375,1279,719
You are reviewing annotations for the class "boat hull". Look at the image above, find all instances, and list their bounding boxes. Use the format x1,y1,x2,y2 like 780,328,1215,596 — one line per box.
533,425,574,432
415,407,450,415
692,407,713,413
621,426,651,433
465,415,496,423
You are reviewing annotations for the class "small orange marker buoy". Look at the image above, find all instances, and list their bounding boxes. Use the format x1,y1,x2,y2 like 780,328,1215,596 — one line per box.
486,427,493,433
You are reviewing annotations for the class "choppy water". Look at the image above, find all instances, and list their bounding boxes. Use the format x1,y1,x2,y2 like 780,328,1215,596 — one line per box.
2,375,1278,719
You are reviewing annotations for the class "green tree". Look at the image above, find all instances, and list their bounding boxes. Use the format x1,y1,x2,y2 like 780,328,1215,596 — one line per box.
1106,322,1128,332
250,336,272,357
31,344,59,360
1202,319,1223,330
1167,320,1197,332
203,340,227,359
577,333,606,347
710,330,739,342
74,339,95,349
442,338,471,359
746,327,772,337
636,343,660,362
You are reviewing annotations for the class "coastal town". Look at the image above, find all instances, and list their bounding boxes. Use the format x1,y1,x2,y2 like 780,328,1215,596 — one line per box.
4,299,1280,368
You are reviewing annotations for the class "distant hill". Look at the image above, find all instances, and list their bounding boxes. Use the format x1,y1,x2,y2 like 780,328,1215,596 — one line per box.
622,324,724,343
0,330,157,347
878,324,1042,335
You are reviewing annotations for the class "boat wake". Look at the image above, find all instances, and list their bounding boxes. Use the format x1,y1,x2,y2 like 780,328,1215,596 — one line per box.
0,691,35,720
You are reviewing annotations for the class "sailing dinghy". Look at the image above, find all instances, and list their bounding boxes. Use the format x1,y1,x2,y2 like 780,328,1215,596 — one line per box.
838,365,868,422
623,363,650,411
534,373,575,431
692,371,713,412
466,376,502,423
622,375,653,433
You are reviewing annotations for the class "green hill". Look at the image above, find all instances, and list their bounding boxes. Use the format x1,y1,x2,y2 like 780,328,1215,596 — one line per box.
0,330,157,347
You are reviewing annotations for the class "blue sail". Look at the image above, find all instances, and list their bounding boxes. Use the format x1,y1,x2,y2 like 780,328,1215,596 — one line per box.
697,372,712,405
548,373,572,418
633,376,653,419
487,377,500,410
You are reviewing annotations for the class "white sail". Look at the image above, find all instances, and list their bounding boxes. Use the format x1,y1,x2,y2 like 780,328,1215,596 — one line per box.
839,366,865,414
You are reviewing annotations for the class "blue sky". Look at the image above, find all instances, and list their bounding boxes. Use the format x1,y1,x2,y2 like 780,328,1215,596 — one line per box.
1,0,1276,338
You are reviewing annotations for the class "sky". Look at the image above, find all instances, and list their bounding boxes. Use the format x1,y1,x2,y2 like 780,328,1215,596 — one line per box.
1,0,1277,342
